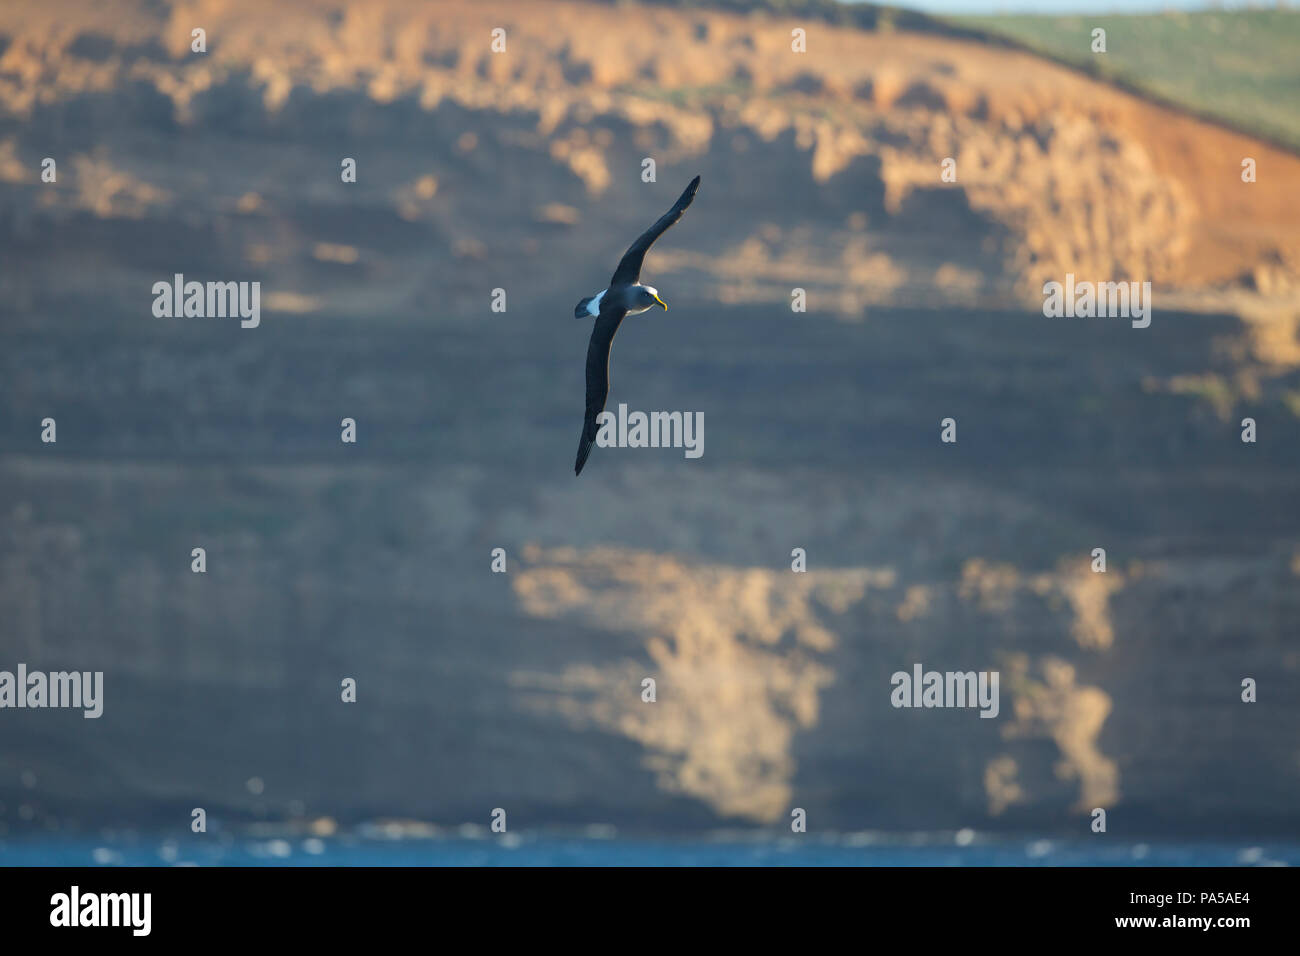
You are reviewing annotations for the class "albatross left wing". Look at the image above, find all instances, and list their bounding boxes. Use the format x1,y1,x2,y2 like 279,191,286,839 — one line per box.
608,175,701,287
575,303,629,475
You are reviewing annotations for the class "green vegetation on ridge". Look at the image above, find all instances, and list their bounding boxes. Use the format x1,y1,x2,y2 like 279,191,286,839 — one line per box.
948,9,1300,152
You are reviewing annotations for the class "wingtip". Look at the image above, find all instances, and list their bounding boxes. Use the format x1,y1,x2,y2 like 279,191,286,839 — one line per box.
679,175,701,205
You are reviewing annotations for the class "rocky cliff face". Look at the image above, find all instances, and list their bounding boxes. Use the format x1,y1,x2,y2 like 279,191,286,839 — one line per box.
0,0,1297,836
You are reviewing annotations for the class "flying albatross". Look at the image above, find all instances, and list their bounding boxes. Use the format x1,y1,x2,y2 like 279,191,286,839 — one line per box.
573,174,701,475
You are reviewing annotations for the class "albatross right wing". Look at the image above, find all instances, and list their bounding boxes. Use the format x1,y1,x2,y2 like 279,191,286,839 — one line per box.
575,302,629,475
608,175,701,287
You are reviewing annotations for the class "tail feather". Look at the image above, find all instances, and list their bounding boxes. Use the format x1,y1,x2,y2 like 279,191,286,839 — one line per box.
574,296,594,319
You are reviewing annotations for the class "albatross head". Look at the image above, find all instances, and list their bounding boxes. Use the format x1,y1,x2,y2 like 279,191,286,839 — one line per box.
632,285,668,313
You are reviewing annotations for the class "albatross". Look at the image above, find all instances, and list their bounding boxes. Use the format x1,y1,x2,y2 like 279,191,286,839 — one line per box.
573,174,701,475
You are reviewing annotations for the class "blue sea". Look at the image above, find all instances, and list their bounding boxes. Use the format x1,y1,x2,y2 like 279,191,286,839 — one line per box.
2,828,1296,866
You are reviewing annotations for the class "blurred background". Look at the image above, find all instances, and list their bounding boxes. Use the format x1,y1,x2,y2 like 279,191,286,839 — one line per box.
1,0,1298,864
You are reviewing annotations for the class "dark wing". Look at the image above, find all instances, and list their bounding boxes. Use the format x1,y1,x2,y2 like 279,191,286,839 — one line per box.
575,302,629,475
609,175,701,287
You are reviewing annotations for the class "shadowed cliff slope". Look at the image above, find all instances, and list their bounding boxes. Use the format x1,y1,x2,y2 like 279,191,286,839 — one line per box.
0,0,1297,835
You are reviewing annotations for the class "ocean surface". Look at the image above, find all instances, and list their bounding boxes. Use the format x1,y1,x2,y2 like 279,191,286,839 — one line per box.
2,830,1296,866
